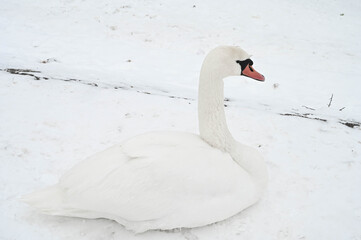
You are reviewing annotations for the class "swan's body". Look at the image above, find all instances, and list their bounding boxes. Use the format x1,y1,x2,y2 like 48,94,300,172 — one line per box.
23,46,268,233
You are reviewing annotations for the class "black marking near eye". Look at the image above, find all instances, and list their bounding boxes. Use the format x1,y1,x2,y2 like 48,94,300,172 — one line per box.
236,59,253,71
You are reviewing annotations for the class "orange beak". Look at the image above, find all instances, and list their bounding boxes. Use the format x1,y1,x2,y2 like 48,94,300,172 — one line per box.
241,64,265,81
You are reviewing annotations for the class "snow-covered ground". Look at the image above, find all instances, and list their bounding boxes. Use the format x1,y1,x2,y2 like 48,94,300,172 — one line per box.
1,0,360,239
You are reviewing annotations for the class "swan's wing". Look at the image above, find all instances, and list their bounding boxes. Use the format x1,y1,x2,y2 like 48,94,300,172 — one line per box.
57,132,250,222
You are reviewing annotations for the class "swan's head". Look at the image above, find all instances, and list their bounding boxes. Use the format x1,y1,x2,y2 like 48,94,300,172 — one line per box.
203,46,265,81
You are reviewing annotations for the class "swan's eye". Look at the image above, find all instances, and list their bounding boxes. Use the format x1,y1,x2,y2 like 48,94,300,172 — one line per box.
236,59,253,71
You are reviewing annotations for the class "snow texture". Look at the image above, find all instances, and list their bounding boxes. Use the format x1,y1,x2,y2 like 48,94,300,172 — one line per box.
1,0,360,239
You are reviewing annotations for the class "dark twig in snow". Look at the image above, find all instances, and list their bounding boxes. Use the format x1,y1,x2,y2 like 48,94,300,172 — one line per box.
339,120,361,129
280,113,327,122
302,105,315,111
328,94,333,107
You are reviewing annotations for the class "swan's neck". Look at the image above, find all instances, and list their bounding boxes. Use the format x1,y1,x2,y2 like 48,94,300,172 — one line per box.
198,68,234,151
198,67,268,191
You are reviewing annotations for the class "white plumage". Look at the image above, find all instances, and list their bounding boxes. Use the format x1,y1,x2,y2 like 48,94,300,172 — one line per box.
23,46,268,233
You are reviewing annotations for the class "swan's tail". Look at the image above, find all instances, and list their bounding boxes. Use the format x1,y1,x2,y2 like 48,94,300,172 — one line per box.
22,186,101,219
21,185,66,215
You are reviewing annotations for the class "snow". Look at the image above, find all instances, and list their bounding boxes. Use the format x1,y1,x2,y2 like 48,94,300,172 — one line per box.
1,0,360,239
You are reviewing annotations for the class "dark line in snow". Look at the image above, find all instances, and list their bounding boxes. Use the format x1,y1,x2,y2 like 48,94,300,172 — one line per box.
2,68,360,130
280,112,361,129
339,120,361,129
1,68,195,101
280,113,327,122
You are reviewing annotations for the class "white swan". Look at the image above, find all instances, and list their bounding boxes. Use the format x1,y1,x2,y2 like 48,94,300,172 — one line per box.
23,46,268,233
